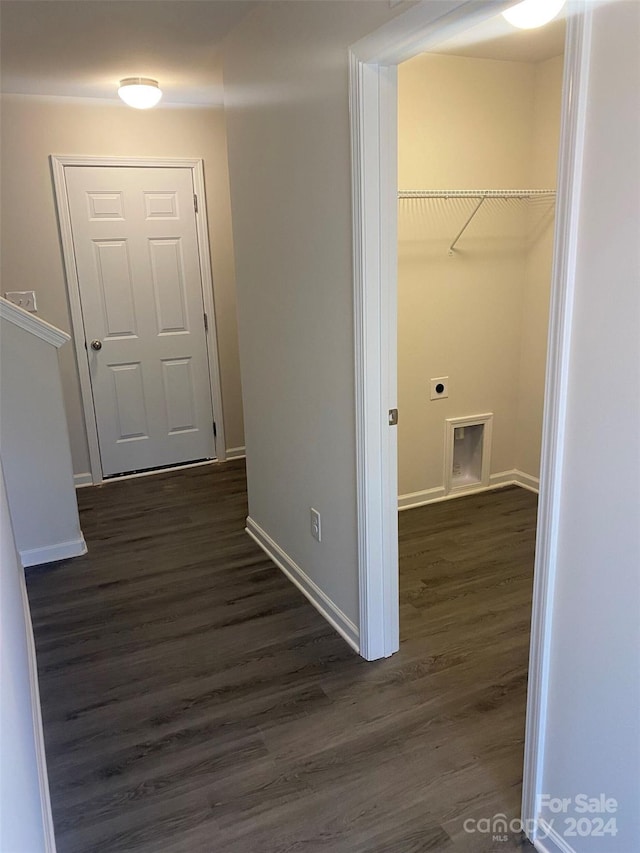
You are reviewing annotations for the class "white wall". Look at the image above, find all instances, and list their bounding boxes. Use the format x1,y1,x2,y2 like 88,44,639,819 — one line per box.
222,0,407,631
222,3,640,839
515,54,564,479
0,82,245,477
398,54,534,497
399,54,536,189
0,312,85,566
0,461,55,852
537,2,640,849
397,52,562,499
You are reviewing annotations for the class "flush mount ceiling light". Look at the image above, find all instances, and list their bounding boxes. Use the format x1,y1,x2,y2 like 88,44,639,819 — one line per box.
117,77,162,109
502,0,566,29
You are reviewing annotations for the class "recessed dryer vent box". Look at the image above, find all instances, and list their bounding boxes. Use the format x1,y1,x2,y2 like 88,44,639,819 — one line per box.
444,414,493,495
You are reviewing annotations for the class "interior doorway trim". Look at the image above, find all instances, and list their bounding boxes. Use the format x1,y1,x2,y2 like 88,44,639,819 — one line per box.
349,0,591,843
51,155,227,484
349,0,521,660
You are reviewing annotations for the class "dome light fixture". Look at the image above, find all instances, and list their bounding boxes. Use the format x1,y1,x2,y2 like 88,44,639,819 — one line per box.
502,0,566,29
117,77,162,109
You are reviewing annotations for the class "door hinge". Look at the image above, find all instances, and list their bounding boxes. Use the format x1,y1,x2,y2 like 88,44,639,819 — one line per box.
388,408,399,426
213,421,217,438
204,311,209,332
193,193,198,214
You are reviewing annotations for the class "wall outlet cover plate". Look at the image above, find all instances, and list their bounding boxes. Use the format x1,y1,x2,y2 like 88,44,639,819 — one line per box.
310,507,322,542
4,291,37,312
430,377,449,400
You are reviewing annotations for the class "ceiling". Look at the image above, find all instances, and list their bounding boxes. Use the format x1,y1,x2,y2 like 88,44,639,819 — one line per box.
0,1,567,107
0,1,255,105
431,11,567,63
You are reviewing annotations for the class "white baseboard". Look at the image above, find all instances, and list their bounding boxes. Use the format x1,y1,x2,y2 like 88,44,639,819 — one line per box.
490,470,521,488
398,485,446,510
20,558,57,852
225,446,246,461
512,468,540,494
73,472,93,488
533,821,577,853
245,516,359,653
398,469,539,511
20,535,87,568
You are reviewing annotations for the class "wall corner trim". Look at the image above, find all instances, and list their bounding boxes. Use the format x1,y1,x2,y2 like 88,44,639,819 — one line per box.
245,517,359,653
225,446,246,461
0,297,70,349
512,469,540,494
73,473,94,488
20,536,87,568
532,822,578,853
522,5,593,836
19,560,57,852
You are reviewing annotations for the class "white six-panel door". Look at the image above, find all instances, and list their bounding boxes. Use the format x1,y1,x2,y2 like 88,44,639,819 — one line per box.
65,166,215,477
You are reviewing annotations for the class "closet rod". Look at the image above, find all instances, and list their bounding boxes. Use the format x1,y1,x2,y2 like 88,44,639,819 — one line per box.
398,189,556,199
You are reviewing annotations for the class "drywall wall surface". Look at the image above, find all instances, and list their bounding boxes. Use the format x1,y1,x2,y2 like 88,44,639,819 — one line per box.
397,237,525,494
222,0,408,629
0,85,244,476
397,54,536,496
0,460,53,852
538,2,640,848
0,317,84,562
515,54,563,480
398,54,536,190
530,55,565,189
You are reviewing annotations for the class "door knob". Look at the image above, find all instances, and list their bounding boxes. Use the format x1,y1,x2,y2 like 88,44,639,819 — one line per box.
91,339,102,351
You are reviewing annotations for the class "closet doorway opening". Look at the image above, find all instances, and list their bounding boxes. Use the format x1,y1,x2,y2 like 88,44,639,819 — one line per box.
398,23,564,515
350,0,590,840
396,15,566,834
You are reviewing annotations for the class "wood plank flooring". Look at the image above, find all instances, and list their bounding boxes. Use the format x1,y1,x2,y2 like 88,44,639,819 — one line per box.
26,461,536,853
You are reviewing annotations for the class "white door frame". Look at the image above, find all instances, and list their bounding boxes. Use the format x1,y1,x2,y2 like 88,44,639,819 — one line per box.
350,0,592,842
51,155,227,484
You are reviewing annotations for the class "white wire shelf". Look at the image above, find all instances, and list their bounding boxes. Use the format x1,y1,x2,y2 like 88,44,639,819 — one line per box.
398,189,556,254
398,189,556,199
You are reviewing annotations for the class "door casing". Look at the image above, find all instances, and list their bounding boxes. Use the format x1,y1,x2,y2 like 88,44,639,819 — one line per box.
51,155,227,484
349,0,591,843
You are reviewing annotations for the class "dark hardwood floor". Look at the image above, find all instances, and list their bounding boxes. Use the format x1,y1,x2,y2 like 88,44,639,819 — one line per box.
26,460,536,853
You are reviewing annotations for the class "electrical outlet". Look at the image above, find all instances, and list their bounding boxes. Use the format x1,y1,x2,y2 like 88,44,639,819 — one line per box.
5,291,37,312
310,508,321,542
430,377,449,400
